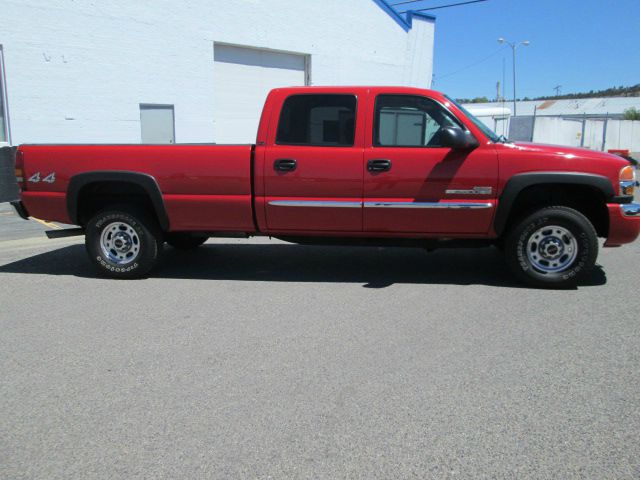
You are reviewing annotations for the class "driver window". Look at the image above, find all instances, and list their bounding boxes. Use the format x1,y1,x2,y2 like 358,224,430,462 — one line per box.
374,95,460,147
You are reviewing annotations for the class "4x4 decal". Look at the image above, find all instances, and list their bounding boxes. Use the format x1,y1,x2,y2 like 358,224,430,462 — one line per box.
28,172,56,184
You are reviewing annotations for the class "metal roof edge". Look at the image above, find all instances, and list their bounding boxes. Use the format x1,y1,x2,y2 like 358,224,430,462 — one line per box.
371,0,436,32
406,11,437,24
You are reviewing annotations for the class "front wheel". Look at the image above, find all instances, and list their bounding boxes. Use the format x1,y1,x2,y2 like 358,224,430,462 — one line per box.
505,206,598,288
85,208,162,279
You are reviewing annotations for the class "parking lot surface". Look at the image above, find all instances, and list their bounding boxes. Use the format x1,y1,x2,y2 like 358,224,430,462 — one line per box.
1,201,639,479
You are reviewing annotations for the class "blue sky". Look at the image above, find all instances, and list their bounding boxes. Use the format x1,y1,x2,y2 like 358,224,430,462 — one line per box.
388,0,640,99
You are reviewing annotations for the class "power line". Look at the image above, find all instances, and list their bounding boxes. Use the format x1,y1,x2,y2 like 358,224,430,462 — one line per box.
397,0,488,13
435,46,506,81
388,1,427,6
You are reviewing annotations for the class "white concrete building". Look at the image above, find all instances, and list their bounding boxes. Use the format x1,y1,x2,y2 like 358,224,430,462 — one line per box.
0,0,435,145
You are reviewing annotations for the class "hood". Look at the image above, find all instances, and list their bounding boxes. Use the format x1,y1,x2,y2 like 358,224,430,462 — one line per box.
495,141,631,188
503,141,631,172
511,142,629,164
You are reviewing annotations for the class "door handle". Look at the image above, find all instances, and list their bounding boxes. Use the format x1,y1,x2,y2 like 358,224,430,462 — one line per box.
274,158,297,172
367,159,392,172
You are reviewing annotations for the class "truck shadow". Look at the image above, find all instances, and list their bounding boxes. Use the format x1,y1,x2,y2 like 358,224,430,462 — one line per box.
0,243,607,289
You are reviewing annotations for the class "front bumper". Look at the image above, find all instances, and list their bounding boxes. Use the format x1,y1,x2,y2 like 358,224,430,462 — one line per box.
604,202,640,247
10,200,30,220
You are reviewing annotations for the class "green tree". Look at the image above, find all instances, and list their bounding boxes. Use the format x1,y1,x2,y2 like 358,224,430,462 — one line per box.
623,107,640,120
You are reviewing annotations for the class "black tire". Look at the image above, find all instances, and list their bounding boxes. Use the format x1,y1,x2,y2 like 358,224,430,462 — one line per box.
85,207,162,279
165,233,208,250
505,206,598,288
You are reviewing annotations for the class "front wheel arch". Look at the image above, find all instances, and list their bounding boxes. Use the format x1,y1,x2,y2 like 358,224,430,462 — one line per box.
494,173,614,236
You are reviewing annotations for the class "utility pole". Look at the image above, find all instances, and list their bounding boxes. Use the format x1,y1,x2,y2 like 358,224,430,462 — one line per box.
497,38,530,117
496,81,501,101
553,85,562,96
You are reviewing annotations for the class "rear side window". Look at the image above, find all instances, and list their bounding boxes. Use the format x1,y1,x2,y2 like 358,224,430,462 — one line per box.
276,94,357,146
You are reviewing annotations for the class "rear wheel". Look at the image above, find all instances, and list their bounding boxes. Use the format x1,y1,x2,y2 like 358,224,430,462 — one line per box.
165,233,208,250
85,207,162,279
505,206,598,288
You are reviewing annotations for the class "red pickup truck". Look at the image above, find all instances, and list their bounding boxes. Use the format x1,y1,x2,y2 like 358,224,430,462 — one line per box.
10,86,640,287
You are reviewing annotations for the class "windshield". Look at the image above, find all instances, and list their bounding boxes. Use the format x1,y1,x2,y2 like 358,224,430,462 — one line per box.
445,95,502,143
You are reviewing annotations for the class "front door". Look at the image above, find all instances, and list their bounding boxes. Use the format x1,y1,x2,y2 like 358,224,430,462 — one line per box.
263,93,364,232
363,94,498,234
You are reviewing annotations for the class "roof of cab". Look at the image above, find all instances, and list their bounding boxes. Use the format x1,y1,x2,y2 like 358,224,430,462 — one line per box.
269,85,444,97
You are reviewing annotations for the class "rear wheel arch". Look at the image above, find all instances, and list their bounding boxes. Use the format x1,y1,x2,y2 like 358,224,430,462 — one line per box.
67,171,169,230
495,172,614,237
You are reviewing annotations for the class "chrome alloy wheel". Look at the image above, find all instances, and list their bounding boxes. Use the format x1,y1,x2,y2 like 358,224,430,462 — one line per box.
526,225,578,274
99,221,141,265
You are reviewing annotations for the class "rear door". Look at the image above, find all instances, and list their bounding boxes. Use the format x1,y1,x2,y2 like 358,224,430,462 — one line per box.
363,93,498,234
263,92,365,232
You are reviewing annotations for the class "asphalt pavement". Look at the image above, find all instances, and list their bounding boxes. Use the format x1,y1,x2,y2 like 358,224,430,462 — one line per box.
1,201,639,479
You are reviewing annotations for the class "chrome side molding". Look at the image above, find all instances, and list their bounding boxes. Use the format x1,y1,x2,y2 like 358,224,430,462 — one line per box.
268,200,362,208
364,202,494,209
268,200,495,210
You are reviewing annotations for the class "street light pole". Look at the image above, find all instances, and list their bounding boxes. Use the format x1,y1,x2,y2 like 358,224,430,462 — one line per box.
498,38,530,117
511,45,517,116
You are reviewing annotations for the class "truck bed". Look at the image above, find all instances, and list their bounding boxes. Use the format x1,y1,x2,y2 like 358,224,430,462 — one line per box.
18,144,256,232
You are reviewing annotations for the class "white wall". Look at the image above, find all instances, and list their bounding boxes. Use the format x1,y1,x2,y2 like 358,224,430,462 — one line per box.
532,118,583,148
604,120,640,152
532,117,640,152
0,0,434,145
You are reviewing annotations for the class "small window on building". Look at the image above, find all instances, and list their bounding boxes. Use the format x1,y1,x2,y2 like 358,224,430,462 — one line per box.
374,95,460,148
140,104,175,144
276,94,356,146
0,46,9,144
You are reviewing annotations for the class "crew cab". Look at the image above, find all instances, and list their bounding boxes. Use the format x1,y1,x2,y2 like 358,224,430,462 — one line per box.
10,86,640,287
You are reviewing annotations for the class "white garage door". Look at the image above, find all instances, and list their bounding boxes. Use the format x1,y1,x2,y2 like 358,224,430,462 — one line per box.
213,44,307,144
